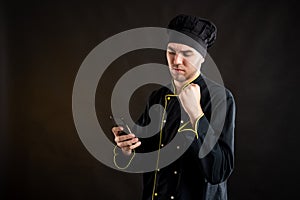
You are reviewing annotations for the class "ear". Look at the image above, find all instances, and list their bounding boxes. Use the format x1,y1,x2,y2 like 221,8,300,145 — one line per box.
200,57,205,64
198,57,205,71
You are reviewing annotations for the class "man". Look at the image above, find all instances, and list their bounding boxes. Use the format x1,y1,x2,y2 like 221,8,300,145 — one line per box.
112,14,236,200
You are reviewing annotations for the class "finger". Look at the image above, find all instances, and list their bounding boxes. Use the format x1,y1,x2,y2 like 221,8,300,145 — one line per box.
186,83,192,88
129,141,141,150
115,134,131,143
116,133,135,142
178,91,186,100
114,133,135,143
121,137,139,147
190,83,200,89
117,137,139,148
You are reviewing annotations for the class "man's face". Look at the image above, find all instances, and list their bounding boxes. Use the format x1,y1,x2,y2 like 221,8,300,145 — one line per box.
166,42,204,83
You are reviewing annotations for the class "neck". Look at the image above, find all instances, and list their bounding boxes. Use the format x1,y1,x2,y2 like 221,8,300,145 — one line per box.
173,71,200,94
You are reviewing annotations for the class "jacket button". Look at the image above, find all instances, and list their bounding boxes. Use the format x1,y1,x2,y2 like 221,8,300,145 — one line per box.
167,97,171,100
176,146,180,149
163,119,166,123
154,192,158,196
180,120,184,124
170,196,174,199
161,144,164,147
174,171,177,174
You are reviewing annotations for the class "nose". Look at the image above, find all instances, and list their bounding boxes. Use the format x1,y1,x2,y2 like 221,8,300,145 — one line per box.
173,53,183,65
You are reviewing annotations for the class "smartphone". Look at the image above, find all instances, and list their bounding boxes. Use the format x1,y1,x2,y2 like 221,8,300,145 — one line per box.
110,116,132,136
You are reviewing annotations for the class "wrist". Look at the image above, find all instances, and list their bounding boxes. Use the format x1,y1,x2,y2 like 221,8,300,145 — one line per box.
189,109,204,126
122,148,132,156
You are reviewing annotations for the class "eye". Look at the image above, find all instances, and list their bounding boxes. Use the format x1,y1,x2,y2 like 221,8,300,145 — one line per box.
167,50,176,55
182,52,193,57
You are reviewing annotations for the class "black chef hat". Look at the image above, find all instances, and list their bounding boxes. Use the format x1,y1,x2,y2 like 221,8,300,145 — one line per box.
167,14,217,57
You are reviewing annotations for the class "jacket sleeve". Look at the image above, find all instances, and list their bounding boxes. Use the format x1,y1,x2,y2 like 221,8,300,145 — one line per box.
187,89,236,184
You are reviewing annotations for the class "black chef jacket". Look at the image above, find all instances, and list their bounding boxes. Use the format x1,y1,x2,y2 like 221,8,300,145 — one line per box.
114,74,236,200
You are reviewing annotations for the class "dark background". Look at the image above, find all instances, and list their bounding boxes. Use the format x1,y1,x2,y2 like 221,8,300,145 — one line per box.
1,0,300,199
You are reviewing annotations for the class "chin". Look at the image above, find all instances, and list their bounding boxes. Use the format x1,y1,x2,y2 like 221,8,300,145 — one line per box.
172,75,188,82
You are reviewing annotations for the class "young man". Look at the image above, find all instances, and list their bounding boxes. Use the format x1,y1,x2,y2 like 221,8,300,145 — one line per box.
112,14,236,200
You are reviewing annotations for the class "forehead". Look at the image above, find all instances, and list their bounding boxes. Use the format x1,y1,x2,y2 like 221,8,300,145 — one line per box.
167,42,197,52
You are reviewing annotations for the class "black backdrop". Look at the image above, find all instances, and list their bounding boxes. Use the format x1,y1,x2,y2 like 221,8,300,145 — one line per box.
1,0,300,199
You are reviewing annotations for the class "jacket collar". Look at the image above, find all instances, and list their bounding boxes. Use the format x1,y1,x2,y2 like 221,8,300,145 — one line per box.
171,73,204,95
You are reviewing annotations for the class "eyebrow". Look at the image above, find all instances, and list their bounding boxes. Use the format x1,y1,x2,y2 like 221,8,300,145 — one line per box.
167,46,193,54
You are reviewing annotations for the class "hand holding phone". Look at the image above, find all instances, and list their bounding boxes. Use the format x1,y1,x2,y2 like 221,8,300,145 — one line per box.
110,116,141,154
110,116,132,136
